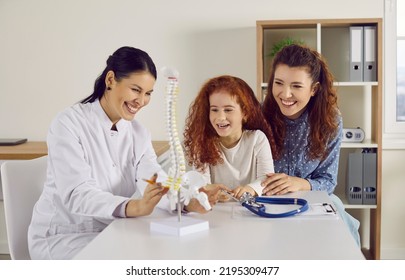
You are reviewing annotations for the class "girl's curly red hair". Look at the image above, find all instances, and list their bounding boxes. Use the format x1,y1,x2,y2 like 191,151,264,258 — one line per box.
183,75,275,171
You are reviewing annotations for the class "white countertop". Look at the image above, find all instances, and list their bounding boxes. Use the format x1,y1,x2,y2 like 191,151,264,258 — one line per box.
74,191,364,260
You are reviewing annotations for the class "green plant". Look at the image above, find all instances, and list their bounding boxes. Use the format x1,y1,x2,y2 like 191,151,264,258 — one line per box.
268,37,305,57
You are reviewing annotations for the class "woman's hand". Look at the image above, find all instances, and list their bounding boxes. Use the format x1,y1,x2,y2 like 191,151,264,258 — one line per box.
125,173,169,217
261,173,311,196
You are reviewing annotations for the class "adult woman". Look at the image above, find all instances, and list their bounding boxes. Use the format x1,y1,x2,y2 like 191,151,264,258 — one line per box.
28,46,219,259
261,44,360,246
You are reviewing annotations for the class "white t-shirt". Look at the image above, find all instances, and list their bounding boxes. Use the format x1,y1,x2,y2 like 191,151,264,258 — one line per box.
202,130,274,196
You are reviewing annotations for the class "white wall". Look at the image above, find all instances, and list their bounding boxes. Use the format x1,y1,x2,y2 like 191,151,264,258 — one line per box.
2,0,403,259
0,0,383,141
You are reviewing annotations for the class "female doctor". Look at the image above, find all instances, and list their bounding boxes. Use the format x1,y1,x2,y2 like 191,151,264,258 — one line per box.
28,46,220,260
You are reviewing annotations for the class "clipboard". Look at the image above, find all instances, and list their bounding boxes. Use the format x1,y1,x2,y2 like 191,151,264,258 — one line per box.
0,138,27,146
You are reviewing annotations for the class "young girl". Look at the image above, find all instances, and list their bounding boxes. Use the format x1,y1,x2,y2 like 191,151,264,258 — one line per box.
183,75,275,200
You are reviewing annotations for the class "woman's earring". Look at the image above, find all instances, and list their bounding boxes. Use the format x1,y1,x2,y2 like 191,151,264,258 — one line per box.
107,86,111,90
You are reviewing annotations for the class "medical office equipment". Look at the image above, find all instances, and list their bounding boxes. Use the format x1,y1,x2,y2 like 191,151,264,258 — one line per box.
223,191,309,218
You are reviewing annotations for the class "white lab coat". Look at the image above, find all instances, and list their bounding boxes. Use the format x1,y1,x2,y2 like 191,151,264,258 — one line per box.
28,100,167,259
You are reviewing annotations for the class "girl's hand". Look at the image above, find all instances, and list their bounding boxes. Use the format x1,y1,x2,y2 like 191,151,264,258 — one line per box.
232,185,256,199
185,184,230,212
200,184,230,204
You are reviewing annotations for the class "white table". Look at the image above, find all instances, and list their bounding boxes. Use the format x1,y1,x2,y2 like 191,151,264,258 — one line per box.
74,191,364,260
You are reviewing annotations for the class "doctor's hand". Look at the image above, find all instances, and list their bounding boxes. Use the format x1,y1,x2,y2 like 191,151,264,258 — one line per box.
185,184,229,213
261,173,311,196
125,173,169,217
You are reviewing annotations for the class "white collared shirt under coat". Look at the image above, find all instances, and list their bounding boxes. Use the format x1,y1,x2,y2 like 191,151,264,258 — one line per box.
28,100,167,259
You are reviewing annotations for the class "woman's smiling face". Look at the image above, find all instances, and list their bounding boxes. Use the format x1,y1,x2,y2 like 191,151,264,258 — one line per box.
272,64,316,120
101,71,155,124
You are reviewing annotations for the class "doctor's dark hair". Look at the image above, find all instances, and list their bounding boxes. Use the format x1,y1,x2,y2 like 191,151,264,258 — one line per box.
262,44,339,160
81,46,157,104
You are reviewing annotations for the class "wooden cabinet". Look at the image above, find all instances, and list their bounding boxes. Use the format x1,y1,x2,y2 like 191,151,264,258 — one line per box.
256,18,382,259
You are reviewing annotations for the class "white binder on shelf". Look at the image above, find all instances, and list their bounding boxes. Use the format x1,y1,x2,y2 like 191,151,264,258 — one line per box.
363,26,377,82
349,26,364,82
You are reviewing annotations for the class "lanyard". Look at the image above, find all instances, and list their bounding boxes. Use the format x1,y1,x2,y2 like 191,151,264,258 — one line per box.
225,191,309,218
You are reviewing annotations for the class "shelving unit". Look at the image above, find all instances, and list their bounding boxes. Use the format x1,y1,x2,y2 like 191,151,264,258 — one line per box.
256,18,382,259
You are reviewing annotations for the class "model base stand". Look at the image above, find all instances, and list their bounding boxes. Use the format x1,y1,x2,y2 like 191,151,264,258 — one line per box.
150,216,209,236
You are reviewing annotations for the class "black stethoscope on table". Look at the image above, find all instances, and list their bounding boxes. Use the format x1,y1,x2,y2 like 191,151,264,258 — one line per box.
223,191,309,218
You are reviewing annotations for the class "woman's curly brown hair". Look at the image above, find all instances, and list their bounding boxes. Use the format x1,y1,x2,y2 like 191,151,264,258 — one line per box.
262,44,339,161
184,75,275,171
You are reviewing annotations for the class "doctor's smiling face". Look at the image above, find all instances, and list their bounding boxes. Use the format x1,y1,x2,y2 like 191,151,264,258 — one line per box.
100,70,156,124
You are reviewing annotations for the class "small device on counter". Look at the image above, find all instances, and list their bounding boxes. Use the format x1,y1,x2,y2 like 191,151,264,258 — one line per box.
342,128,364,142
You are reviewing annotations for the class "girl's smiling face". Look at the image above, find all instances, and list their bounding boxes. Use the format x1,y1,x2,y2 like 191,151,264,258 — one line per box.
209,90,244,148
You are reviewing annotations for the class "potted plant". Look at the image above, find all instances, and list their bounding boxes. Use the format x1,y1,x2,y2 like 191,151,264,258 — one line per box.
268,37,305,57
